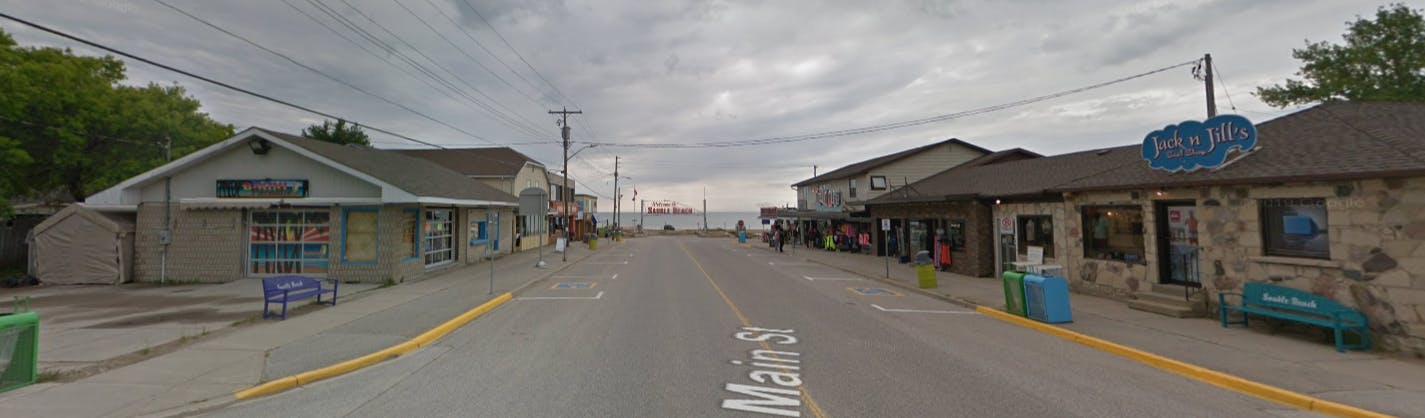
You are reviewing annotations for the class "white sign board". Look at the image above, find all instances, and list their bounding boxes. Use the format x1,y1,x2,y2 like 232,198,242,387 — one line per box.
881,219,891,231
998,217,1015,234
555,237,567,253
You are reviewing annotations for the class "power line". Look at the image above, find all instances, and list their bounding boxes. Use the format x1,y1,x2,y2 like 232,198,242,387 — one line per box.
280,0,541,141
585,59,1201,149
334,0,548,139
1214,65,1238,113
416,0,551,109
460,0,574,106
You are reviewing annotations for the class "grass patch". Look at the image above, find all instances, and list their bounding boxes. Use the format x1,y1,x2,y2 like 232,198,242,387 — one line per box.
380,277,398,288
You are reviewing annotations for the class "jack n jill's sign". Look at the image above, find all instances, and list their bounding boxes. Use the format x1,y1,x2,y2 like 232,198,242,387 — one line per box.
1142,114,1257,172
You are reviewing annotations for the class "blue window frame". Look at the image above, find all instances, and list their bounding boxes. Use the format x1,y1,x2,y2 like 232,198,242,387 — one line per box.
470,219,489,246
341,207,380,264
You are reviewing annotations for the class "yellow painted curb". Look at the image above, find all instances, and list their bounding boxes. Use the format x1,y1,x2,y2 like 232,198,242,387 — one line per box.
975,306,1392,418
233,292,514,401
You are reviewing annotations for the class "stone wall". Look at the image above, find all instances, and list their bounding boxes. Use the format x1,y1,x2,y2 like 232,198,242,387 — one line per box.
1062,179,1425,356
869,200,994,277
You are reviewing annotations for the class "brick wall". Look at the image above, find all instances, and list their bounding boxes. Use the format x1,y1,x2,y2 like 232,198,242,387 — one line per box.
134,204,245,283
870,200,994,277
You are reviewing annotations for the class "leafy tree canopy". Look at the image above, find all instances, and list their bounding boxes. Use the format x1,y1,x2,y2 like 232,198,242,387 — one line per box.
0,28,233,213
301,119,370,147
1257,3,1425,107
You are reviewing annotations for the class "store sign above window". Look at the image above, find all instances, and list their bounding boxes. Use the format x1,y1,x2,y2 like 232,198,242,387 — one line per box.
1142,114,1257,172
216,179,308,198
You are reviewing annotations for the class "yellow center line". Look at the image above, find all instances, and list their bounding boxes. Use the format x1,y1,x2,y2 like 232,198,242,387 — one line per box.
678,240,829,418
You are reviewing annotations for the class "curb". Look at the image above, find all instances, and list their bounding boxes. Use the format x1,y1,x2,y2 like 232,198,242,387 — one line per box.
233,292,513,400
975,306,1392,418
228,239,616,401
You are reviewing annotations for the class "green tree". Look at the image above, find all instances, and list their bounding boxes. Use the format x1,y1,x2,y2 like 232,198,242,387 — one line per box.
1257,3,1425,107
0,28,233,205
302,119,370,147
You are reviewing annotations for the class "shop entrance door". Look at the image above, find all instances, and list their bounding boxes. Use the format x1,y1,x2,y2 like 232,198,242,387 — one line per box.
1156,201,1201,287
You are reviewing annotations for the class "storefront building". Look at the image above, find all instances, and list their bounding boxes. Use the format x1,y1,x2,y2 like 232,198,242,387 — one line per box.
83,128,518,284
397,146,550,254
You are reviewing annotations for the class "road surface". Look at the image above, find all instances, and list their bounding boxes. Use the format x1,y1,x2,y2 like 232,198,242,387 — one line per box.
206,236,1302,417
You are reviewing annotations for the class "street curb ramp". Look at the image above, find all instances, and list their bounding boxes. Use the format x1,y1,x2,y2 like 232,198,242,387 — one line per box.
232,292,513,400
975,306,1393,418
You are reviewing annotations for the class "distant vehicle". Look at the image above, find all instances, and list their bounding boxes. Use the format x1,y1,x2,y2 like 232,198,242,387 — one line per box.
663,224,675,231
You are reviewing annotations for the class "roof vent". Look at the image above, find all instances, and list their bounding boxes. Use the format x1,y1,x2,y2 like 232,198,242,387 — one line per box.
1095,149,1111,156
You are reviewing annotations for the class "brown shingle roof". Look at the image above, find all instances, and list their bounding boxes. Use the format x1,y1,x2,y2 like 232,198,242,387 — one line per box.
1054,102,1425,192
867,146,1139,204
394,147,543,178
259,129,517,203
792,138,992,186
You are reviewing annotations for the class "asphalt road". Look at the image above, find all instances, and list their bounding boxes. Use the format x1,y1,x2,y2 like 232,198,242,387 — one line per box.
205,236,1306,418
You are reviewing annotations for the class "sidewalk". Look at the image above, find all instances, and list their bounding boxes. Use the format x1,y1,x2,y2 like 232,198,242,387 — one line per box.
0,238,614,418
763,241,1425,417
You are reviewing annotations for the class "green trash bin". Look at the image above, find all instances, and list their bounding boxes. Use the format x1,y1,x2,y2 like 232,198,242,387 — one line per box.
0,298,39,394
588,235,598,251
913,250,937,289
1002,271,1027,317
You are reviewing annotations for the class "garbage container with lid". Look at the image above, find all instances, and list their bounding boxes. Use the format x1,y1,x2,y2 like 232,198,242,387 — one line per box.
1001,271,1027,317
588,234,598,250
0,298,38,394
913,250,937,289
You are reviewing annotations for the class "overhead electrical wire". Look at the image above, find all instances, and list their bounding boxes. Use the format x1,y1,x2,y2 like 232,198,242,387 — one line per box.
584,59,1202,149
0,8,569,178
149,0,514,145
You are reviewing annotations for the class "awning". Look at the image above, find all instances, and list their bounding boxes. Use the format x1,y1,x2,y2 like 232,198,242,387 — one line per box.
179,197,382,210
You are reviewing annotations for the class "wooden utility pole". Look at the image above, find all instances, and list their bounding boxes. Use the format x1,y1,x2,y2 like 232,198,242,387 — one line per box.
549,107,581,261
613,156,620,233
1204,53,1217,118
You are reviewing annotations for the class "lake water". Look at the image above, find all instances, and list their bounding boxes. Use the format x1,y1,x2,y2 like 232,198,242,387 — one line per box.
603,211,766,231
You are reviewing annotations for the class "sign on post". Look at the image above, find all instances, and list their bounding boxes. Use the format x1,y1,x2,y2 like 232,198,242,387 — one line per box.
881,219,891,231
998,217,1014,234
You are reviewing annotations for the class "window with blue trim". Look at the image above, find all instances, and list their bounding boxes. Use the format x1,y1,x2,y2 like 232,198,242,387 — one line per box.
470,220,489,246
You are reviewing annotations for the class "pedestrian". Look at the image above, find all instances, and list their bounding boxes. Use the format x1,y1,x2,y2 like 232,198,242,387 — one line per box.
776,224,786,253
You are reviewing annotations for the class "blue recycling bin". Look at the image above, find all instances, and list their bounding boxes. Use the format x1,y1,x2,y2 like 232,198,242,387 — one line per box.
738,231,747,243
1023,274,1072,323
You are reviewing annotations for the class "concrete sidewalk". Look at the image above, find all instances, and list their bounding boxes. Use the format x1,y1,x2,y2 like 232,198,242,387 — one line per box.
761,240,1425,417
0,238,617,418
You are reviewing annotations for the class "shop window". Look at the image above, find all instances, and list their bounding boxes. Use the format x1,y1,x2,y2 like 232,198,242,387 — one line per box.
249,210,331,276
1261,198,1330,259
399,209,419,260
424,209,455,266
1017,215,1054,258
1082,206,1145,263
944,220,966,250
870,176,888,191
342,208,378,263
848,179,858,198
469,214,489,246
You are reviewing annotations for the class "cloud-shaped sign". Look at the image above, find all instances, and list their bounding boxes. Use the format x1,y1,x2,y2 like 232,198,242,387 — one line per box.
1142,114,1257,172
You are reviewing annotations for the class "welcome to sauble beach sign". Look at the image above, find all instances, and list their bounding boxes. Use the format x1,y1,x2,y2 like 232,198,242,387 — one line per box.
1142,114,1257,172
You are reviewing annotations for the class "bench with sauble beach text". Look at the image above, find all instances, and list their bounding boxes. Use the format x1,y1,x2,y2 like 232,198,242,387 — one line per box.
262,275,338,320
1218,282,1368,352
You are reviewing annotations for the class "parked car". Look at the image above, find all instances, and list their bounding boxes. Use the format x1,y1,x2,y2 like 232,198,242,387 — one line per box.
663,224,675,231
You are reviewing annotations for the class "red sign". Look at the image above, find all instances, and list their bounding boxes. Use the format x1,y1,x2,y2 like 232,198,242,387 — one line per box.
760,207,778,219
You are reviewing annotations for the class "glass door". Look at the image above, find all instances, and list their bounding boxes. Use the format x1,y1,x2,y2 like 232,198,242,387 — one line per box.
1157,202,1201,286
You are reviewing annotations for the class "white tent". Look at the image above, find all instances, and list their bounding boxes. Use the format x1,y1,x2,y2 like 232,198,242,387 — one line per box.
28,204,135,285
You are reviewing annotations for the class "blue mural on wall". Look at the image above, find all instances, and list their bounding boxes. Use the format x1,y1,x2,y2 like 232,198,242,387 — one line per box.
1142,114,1257,172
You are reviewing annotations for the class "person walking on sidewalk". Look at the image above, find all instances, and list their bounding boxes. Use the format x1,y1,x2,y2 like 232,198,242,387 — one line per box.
776,224,787,253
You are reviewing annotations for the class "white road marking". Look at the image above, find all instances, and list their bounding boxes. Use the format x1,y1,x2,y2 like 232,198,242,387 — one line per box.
612,274,619,280
767,262,812,266
552,275,617,280
870,304,977,315
802,276,861,281
587,261,630,265
516,291,605,301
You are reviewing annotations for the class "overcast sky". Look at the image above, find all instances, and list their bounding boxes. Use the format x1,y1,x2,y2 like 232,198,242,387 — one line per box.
0,0,1388,211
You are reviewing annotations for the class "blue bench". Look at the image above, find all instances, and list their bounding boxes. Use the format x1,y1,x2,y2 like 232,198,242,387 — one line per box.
262,275,338,320
1219,282,1369,352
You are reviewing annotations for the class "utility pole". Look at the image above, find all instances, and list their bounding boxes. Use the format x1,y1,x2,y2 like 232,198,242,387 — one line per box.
550,107,582,262
1204,53,1217,118
703,187,708,232
639,199,645,230
613,156,620,234
161,136,172,286
813,165,817,177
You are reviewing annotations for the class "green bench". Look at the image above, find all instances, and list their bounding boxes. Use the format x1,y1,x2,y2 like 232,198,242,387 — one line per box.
1219,282,1369,352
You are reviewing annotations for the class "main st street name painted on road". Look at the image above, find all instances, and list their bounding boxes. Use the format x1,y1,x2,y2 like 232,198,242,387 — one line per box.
722,326,807,417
